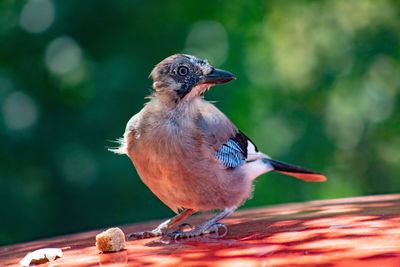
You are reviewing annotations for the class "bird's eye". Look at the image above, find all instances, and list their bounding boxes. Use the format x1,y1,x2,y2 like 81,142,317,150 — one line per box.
177,66,189,76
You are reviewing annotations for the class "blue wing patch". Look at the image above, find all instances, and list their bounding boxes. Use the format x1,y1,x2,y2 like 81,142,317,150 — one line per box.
216,139,246,168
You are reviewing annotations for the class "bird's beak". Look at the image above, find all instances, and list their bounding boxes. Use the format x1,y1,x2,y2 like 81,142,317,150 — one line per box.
201,68,236,85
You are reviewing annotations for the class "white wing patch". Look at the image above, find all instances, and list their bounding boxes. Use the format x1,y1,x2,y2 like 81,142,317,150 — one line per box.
246,140,270,161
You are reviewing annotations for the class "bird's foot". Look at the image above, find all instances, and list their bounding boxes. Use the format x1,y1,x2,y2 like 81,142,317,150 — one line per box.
163,222,228,241
178,223,194,231
127,228,163,240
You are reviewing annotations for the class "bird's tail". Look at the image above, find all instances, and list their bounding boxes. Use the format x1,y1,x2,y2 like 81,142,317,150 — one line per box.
263,158,326,182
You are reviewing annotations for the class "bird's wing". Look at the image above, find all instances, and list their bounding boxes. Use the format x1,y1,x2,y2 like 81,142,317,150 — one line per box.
193,100,264,168
216,131,259,168
215,131,326,181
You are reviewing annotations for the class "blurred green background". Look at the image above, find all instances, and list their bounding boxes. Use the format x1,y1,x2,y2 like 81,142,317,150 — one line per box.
1,0,400,246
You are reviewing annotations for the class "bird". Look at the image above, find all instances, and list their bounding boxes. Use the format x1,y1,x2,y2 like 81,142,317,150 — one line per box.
110,54,326,240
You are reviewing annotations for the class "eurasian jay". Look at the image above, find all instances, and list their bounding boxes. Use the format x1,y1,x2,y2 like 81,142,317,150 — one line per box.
111,54,326,240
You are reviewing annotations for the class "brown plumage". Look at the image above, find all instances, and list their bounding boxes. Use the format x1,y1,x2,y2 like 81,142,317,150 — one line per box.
111,54,326,240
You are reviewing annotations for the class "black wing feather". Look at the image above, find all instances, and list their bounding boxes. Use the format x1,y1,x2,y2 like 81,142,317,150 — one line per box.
231,130,258,158
216,130,258,168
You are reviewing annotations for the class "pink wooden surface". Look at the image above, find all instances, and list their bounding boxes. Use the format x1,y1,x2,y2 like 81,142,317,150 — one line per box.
1,194,400,266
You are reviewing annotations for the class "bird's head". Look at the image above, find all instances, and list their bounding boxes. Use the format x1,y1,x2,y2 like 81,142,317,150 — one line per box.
150,54,235,103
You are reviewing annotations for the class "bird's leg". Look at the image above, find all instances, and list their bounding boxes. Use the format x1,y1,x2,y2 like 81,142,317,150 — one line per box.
128,208,195,240
164,206,236,240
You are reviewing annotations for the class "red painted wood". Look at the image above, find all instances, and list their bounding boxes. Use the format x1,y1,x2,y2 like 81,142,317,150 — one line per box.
1,194,400,266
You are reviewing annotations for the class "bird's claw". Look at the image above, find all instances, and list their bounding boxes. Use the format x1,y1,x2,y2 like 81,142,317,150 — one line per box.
178,223,194,231
127,229,162,240
162,230,194,241
162,222,228,241
205,222,228,237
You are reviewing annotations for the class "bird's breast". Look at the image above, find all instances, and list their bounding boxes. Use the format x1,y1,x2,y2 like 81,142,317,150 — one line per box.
125,100,251,212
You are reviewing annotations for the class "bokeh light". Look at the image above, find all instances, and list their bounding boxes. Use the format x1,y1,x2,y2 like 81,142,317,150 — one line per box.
57,144,99,188
19,0,55,34
45,36,83,76
184,20,228,66
2,91,39,131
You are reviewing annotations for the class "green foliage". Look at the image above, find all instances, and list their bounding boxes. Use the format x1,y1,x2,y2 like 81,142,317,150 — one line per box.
1,0,400,245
